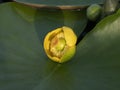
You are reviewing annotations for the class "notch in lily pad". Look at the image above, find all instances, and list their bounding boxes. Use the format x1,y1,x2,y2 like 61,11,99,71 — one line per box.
44,26,77,63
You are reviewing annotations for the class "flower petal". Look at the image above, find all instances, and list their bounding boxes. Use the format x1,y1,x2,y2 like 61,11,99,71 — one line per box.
62,26,77,46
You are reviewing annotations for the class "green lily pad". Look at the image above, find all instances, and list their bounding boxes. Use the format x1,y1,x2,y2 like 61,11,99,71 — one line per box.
14,0,103,6
0,2,87,90
0,1,120,90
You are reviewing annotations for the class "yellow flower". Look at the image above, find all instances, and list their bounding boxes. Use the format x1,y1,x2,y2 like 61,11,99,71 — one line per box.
44,26,77,63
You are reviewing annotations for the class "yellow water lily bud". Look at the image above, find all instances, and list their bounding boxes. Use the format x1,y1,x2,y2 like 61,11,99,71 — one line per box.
43,26,77,63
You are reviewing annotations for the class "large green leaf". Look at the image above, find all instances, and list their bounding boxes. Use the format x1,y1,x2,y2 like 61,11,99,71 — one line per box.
0,2,120,90
0,2,87,90
14,0,103,6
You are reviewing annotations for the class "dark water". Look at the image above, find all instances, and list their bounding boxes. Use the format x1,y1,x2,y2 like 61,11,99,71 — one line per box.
0,0,12,3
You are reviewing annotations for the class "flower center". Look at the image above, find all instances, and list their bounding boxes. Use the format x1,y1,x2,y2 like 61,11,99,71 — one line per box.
50,31,66,58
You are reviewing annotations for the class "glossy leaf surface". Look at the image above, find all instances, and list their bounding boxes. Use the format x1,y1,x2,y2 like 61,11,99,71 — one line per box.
14,0,103,6
0,2,87,90
0,2,120,90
